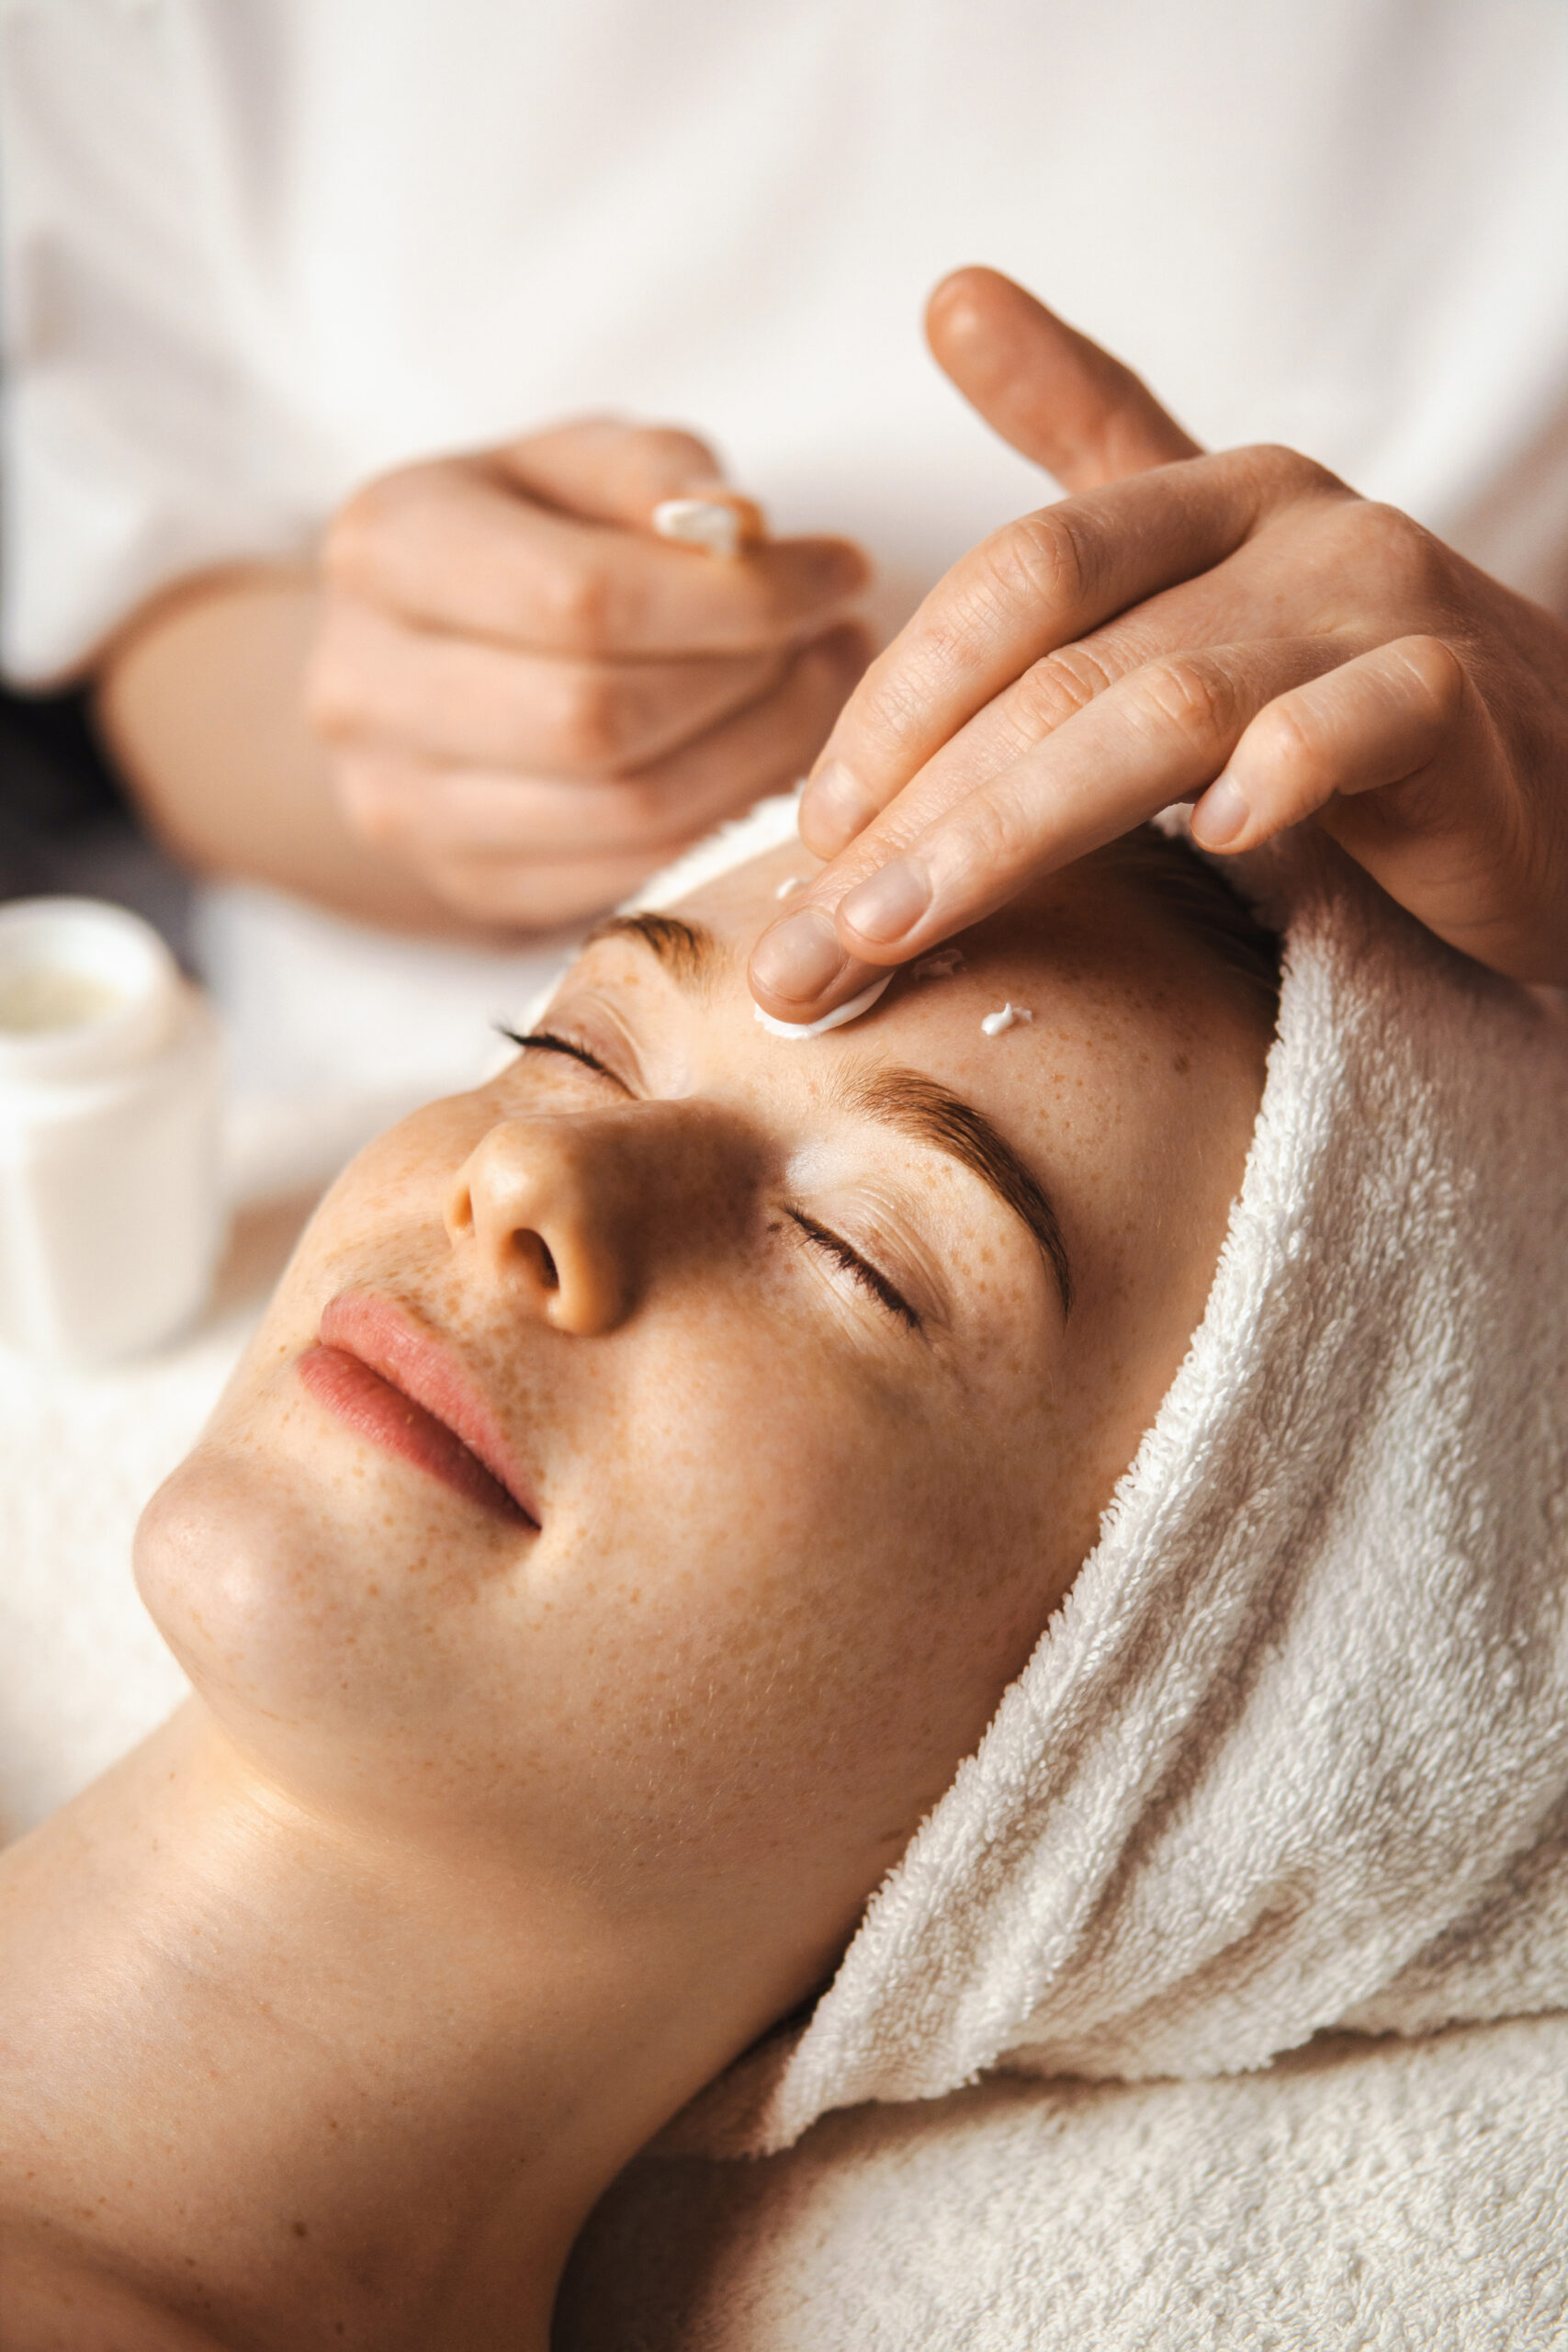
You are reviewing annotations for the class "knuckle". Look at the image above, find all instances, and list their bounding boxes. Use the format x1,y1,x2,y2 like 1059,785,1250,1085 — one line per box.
1009,644,1115,739
1243,442,1344,503
1247,695,1337,797
319,499,377,588
953,780,1037,877
638,424,721,477
602,775,671,840
303,672,357,744
841,638,955,760
333,763,404,844
321,464,433,585
421,667,474,754
550,669,626,770
1380,508,1450,603
302,604,373,741
985,509,1092,617
1394,632,1468,722
1138,652,1238,750
539,560,618,652
301,646,358,743
1337,502,1449,603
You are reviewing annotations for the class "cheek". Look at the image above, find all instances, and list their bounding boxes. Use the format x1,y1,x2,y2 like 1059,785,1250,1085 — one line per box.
538,1329,1059,1885
243,1091,494,1349
142,1283,1068,1923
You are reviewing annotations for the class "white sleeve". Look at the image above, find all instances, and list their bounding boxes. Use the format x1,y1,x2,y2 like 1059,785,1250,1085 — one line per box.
0,0,329,684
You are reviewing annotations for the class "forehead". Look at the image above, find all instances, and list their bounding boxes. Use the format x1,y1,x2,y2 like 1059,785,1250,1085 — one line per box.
678,842,1183,989
573,844,1210,1162
669,845,1192,1043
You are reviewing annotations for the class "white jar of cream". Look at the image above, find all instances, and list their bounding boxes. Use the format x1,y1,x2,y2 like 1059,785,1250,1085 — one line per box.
0,899,224,1365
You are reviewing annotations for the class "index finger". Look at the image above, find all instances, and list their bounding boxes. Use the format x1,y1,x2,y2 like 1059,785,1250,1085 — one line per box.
325,459,869,657
925,267,1201,492
749,636,1338,1020
800,446,1342,854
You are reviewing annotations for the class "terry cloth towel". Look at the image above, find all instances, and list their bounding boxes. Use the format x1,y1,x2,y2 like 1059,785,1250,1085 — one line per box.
635,795,1568,2158
558,2015,1568,2351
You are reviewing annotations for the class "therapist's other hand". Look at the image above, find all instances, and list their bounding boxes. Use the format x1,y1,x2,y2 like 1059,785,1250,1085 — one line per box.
750,268,1568,1016
310,418,871,927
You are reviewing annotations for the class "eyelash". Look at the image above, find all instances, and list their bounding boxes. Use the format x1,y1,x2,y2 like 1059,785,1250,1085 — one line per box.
785,1211,922,1332
502,1028,922,1334
500,1026,615,1079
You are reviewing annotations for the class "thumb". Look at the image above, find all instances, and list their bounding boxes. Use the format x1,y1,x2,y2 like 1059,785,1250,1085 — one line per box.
926,266,1202,492
493,414,760,536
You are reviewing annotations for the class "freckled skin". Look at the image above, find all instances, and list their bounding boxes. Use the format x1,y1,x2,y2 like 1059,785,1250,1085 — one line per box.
146,845,1266,1897
0,842,1269,2349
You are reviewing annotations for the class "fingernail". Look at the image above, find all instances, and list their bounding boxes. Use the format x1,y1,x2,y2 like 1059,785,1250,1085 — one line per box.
1191,775,1249,849
801,760,875,856
838,857,932,947
749,906,847,1005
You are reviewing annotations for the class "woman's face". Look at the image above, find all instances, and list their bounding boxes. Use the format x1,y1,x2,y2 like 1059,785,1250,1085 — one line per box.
138,842,1269,2004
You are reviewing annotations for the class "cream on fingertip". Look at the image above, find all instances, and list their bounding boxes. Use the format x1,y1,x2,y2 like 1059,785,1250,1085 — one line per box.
652,495,764,560
753,971,894,1041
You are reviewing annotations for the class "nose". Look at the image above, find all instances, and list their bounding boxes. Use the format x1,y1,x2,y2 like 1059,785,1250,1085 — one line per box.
443,1114,639,1335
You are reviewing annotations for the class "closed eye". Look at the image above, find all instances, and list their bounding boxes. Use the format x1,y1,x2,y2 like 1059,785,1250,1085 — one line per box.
499,1026,621,1083
502,1029,921,1331
787,1209,922,1333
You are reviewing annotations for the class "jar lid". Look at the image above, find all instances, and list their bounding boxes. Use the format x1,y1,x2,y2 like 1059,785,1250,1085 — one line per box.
0,899,181,1083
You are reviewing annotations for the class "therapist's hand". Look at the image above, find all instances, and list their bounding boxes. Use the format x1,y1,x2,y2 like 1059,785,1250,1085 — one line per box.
310,417,872,927
749,268,1568,1015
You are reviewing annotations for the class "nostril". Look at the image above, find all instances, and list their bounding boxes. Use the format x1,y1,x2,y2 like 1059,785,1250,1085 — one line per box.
515,1231,558,1291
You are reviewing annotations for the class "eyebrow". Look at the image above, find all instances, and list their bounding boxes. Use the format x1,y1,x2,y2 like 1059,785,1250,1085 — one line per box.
842,1066,1074,1314
584,912,1074,1311
584,911,716,993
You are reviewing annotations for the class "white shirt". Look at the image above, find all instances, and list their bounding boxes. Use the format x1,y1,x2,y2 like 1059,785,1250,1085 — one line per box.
5,0,1568,684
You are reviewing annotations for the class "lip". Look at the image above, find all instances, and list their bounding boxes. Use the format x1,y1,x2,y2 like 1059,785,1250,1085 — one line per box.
299,1291,540,1528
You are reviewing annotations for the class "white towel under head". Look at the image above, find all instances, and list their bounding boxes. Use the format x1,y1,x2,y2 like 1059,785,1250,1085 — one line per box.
633,799,1568,2158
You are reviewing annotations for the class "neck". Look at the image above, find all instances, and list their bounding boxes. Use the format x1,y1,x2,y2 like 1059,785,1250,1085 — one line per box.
0,1702,739,2350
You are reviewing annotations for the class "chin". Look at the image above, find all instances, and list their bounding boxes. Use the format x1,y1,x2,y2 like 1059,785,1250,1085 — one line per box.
134,1444,389,1729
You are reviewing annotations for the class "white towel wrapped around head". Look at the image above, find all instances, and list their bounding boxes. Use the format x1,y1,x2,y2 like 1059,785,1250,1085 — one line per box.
639,800,1568,2158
